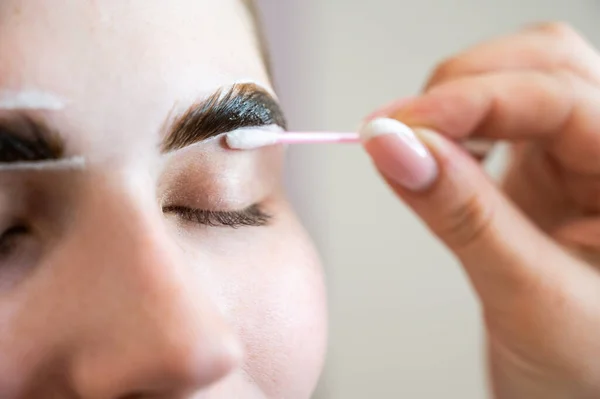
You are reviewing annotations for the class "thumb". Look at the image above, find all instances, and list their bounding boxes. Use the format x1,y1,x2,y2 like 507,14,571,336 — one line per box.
360,118,565,304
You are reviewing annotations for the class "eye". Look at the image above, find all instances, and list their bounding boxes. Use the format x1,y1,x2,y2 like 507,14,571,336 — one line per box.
162,204,271,228
0,221,41,289
0,224,30,259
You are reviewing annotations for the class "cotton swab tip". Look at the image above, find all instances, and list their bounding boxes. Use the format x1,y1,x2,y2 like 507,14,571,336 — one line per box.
225,128,280,150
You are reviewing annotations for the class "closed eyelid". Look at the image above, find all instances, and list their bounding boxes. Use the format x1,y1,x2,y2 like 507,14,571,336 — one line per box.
163,204,272,228
159,141,284,217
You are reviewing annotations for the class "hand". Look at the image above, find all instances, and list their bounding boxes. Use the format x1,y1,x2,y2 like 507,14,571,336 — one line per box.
361,22,600,399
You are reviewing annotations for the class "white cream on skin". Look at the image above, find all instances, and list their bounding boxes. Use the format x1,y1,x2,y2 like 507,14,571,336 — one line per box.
0,157,86,171
0,90,66,110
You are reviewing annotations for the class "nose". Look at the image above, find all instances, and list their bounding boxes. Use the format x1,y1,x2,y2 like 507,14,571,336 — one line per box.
63,180,242,398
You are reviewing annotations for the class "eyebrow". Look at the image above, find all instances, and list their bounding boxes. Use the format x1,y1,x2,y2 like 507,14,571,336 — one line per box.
161,83,286,152
0,83,285,164
0,115,63,163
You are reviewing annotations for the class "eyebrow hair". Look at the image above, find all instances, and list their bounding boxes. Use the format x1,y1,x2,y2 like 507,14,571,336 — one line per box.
0,115,63,163
162,83,286,152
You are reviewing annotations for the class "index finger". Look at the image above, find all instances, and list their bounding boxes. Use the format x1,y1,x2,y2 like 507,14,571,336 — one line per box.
394,70,600,175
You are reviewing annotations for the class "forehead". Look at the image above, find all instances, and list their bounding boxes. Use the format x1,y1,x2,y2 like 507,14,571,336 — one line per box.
0,0,270,152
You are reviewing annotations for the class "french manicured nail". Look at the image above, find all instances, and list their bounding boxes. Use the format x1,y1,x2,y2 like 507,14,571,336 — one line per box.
359,117,438,191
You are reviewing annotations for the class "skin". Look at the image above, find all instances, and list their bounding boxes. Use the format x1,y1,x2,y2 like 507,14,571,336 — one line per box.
2,1,599,398
364,22,600,398
0,0,326,398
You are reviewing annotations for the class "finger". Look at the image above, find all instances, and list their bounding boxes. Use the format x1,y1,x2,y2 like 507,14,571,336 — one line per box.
363,97,415,122
501,143,571,230
359,118,573,307
365,100,497,162
396,70,600,175
461,138,496,161
553,217,600,267
426,22,600,89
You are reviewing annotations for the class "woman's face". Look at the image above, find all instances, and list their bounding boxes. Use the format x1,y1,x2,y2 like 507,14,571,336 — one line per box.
0,1,327,397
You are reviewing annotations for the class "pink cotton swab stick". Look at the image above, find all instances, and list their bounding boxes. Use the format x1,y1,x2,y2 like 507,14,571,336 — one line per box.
225,119,494,159
225,127,360,150
273,131,360,144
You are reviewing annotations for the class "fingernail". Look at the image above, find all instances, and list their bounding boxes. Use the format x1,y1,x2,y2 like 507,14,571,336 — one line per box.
360,118,438,191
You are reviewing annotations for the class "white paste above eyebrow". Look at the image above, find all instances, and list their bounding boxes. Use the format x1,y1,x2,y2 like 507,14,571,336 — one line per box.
0,156,86,171
0,90,66,110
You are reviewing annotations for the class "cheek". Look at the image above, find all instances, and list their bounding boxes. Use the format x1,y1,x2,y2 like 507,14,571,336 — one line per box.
218,217,327,398
243,250,326,397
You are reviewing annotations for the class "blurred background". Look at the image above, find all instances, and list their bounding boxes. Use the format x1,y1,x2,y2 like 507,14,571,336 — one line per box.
255,1,600,398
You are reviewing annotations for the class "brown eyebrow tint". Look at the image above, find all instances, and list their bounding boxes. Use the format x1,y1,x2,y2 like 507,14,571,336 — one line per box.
162,83,287,152
0,115,63,163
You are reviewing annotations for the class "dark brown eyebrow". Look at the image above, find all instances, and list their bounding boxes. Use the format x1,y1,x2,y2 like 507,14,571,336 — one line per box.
0,115,63,163
162,83,287,152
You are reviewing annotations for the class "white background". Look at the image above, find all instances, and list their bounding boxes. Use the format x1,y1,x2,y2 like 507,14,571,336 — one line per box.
256,1,600,398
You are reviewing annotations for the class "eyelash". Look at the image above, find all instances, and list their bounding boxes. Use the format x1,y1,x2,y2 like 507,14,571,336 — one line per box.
0,205,269,263
162,204,271,228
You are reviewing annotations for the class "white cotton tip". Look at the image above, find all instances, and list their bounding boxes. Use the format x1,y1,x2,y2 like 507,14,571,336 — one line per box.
0,90,66,110
225,128,280,150
359,117,414,142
